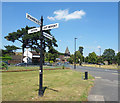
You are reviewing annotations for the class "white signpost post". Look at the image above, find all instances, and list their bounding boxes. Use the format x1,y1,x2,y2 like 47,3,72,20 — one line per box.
26,13,59,97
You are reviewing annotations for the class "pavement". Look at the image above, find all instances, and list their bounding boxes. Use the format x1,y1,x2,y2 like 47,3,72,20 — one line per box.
68,65,119,102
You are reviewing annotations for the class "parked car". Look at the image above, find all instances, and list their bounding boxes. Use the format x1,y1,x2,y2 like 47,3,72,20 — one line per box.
14,63,27,66
46,62,52,66
57,62,61,65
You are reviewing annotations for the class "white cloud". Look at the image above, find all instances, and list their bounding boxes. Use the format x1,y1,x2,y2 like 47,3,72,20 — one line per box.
97,46,101,48
47,9,86,21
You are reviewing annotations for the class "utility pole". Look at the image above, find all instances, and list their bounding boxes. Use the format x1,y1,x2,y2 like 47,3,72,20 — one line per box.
99,47,101,56
39,16,43,96
74,38,77,69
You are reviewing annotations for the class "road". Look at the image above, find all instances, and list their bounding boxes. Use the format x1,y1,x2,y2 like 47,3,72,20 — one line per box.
68,65,119,101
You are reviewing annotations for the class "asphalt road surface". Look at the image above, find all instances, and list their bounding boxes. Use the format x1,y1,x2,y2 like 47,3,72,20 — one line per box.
69,65,119,101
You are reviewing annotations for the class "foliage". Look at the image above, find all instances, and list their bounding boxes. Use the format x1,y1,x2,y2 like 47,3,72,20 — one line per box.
50,60,53,64
75,51,84,64
4,45,20,52
87,52,98,64
79,46,84,55
85,56,89,63
67,51,84,64
117,52,120,65
0,62,8,70
45,52,58,62
102,49,115,65
0,56,12,61
67,54,74,64
5,26,58,62
97,56,104,64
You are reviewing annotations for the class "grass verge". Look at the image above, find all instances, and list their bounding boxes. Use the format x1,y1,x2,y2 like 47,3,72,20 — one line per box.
82,64,118,70
0,66,63,71
2,69,94,101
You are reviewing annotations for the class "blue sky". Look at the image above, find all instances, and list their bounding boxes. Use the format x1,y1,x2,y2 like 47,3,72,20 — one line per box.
2,2,118,56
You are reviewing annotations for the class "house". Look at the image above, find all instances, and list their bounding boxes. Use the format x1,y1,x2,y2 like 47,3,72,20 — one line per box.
23,48,40,64
8,48,40,64
104,61,108,65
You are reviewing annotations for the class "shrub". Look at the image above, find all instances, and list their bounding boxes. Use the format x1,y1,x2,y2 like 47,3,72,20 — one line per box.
50,61,53,64
0,62,8,70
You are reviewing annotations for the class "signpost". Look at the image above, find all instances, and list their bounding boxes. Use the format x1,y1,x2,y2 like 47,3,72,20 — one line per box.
26,13,59,96
28,27,40,34
42,23,59,30
26,13,41,25
28,23,59,34
43,32,53,40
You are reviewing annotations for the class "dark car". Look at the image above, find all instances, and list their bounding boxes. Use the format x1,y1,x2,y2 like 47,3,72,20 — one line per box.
14,63,27,66
46,62,52,66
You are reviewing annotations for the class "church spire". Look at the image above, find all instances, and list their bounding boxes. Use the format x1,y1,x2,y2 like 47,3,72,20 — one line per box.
65,46,70,56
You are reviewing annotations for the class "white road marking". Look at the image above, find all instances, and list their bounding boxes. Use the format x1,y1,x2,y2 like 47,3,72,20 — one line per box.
88,95,104,101
112,73,119,75
95,76,102,79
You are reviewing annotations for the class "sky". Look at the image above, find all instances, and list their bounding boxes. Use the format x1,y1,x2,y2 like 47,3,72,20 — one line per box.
2,2,118,57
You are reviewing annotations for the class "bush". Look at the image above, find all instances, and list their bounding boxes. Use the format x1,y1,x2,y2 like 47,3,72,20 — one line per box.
50,61,53,64
0,62,8,70
62,65,64,69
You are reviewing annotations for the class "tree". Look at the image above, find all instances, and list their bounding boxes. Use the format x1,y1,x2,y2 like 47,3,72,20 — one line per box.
45,52,58,62
88,52,98,64
85,56,89,63
117,52,120,65
97,56,103,64
79,46,84,55
102,49,115,65
67,54,74,64
67,51,84,65
4,26,33,62
75,51,84,65
5,26,58,62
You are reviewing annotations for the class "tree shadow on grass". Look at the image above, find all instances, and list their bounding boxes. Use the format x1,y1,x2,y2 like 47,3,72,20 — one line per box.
35,86,59,96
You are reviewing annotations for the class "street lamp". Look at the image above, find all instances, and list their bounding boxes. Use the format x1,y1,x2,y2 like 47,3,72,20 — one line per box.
74,38,77,69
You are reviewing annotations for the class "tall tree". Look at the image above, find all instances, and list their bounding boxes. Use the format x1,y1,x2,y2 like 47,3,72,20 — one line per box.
88,52,98,64
79,46,84,55
4,26,33,62
5,26,58,62
67,51,84,65
102,49,115,65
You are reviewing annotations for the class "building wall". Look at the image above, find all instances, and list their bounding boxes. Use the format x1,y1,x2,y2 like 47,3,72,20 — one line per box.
8,55,22,64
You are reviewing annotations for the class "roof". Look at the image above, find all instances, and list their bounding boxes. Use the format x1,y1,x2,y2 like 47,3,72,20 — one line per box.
31,51,40,55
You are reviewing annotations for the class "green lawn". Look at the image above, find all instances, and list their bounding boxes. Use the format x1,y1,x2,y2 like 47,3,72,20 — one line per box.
2,69,94,101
